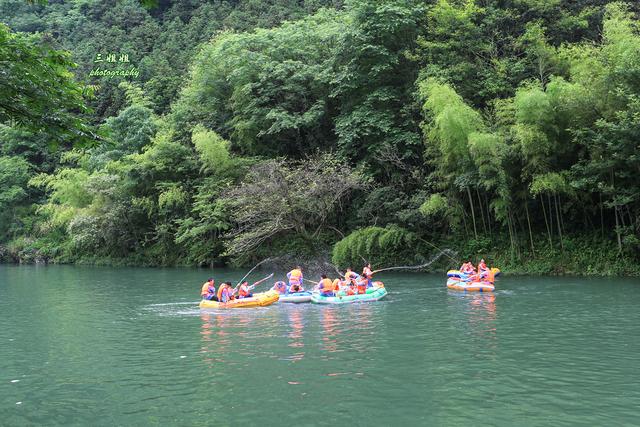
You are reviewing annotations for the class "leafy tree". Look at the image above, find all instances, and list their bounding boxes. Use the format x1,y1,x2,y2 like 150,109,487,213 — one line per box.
331,0,422,178
332,225,421,268
173,9,346,156
0,24,92,145
0,156,31,239
223,153,367,259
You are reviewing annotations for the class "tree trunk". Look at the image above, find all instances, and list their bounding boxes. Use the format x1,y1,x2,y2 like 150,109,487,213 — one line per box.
541,194,552,247
558,194,566,235
485,194,492,236
547,194,554,238
511,210,521,258
554,193,564,251
476,188,487,235
611,170,622,252
525,201,535,256
507,211,515,259
599,193,604,239
466,187,478,239
614,204,622,252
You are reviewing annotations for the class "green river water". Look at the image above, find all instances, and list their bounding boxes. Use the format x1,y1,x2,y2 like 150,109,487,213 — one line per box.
1,265,639,426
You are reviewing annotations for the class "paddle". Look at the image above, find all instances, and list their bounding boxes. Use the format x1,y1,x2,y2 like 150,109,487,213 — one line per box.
331,264,345,278
371,249,458,275
248,273,274,290
235,258,271,288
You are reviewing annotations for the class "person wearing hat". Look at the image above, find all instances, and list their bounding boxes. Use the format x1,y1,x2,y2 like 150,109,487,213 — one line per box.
271,281,289,294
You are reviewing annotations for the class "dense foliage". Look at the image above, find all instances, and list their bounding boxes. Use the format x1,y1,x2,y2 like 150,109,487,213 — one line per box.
1,0,639,275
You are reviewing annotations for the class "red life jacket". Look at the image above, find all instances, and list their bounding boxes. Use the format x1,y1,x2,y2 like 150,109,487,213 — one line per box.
238,284,250,298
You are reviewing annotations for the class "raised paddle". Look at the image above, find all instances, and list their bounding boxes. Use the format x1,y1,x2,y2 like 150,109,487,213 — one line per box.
371,249,458,274
235,258,271,288
247,272,274,290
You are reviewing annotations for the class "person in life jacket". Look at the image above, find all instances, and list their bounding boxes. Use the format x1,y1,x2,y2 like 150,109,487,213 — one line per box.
362,263,373,288
332,278,343,292
200,278,217,301
318,274,337,297
345,282,356,296
478,259,488,272
287,266,304,293
340,268,356,295
460,262,476,274
238,281,253,299
271,281,288,295
345,267,360,283
355,278,368,294
217,282,236,303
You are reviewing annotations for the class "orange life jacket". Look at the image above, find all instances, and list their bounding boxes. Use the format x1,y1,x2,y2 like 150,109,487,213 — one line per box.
332,278,342,290
288,269,303,285
345,271,359,283
201,282,215,296
363,267,373,279
319,278,334,292
217,285,226,301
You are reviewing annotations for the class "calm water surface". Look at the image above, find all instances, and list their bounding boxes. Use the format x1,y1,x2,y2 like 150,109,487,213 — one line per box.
1,265,639,425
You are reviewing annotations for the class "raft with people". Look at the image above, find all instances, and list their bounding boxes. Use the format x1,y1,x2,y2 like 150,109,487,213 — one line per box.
199,290,280,309
311,281,387,304
446,259,500,293
269,270,315,303
199,263,390,308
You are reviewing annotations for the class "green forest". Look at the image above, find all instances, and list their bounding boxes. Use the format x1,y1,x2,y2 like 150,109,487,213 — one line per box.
1,0,640,275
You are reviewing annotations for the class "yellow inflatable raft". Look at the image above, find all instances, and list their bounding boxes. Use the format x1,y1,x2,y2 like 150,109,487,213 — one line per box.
199,290,279,309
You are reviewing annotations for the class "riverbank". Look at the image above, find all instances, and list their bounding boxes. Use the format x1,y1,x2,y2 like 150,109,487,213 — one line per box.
452,234,639,277
2,233,637,277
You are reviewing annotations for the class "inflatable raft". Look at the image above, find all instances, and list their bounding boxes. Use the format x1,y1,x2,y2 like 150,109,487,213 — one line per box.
447,268,501,279
279,291,313,303
311,282,387,304
446,277,495,292
199,290,279,309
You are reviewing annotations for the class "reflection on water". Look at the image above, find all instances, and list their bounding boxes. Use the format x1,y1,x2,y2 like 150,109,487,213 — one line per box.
447,291,498,354
286,307,305,361
320,307,342,358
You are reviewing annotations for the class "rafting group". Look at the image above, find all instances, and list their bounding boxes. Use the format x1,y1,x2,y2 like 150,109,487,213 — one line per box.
199,264,388,309
446,259,501,292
